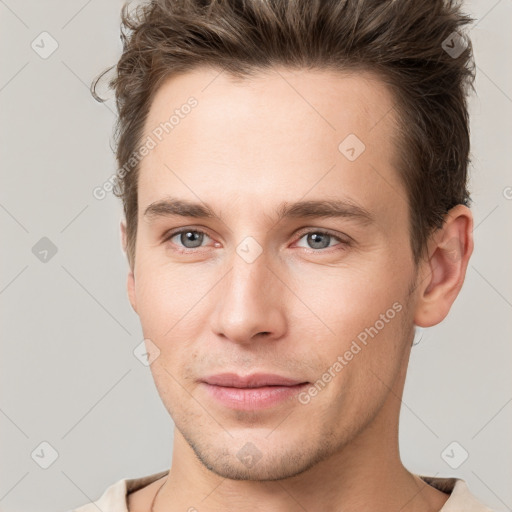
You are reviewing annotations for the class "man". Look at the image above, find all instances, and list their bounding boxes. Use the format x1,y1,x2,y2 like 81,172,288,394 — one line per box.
75,0,493,510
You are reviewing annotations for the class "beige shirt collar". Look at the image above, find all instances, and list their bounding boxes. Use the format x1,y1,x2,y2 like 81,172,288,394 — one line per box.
72,470,494,512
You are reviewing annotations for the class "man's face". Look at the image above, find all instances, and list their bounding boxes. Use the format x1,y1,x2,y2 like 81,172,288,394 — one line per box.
129,67,419,480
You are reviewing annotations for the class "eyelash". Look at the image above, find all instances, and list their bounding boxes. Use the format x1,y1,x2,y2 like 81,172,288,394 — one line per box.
163,227,351,253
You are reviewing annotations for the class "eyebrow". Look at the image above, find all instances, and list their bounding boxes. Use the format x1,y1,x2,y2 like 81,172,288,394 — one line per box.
143,196,374,225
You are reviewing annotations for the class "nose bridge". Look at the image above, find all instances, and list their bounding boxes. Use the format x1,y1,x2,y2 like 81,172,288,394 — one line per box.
232,246,275,302
210,244,287,343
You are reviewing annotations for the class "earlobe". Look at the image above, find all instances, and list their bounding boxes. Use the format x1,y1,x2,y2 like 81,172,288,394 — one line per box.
120,219,138,313
127,270,137,314
414,205,474,328
120,219,128,254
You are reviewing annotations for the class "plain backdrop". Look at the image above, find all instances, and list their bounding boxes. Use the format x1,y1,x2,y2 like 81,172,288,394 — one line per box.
0,1,511,511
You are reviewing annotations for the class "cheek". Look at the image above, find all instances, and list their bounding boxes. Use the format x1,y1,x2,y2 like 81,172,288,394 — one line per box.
133,265,217,387
308,300,409,430
294,261,411,399
294,262,407,341
134,274,169,337
134,261,207,335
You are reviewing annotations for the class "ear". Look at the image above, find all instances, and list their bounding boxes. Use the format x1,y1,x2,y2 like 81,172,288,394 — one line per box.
414,204,474,327
120,219,137,314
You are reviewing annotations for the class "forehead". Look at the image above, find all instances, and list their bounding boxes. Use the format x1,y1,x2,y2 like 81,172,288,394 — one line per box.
143,65,398,147
137,66,405,227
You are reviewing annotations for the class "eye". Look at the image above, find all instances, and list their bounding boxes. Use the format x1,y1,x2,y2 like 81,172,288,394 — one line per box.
295,230,349,251
163,227,351,253
166,229,212,250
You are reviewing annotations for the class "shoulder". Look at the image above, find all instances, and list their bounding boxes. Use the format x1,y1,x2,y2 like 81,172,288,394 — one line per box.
418,475,495,512
127,474,167,512
68,469,170,512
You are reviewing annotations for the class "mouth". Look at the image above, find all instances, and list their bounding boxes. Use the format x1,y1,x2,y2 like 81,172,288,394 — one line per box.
200,373,310,410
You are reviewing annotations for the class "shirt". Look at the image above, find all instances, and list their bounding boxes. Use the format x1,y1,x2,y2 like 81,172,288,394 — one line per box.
69,469,495,512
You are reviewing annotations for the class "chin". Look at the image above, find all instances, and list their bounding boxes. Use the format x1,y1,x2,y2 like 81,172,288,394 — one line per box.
184,429,337,482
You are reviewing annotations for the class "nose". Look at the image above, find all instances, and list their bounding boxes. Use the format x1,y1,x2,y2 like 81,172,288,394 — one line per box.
209,249,288,345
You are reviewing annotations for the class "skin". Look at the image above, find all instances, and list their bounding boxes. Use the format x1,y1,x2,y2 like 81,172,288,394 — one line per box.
121,66,473,512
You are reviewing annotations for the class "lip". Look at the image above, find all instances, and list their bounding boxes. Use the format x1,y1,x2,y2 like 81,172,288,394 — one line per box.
200,373,309,410
203,372,306,388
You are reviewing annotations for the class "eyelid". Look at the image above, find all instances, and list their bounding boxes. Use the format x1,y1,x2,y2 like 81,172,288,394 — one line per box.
293,227,352,245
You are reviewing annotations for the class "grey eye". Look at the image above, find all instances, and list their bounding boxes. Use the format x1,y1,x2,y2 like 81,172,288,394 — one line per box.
172,230,207,249
308,232,330,249
296,232,339,250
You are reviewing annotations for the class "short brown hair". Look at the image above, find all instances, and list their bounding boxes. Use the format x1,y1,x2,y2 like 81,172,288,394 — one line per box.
92,0,475,271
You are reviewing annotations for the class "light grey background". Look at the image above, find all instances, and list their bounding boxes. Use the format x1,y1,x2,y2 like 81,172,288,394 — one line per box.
0,1,510,511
